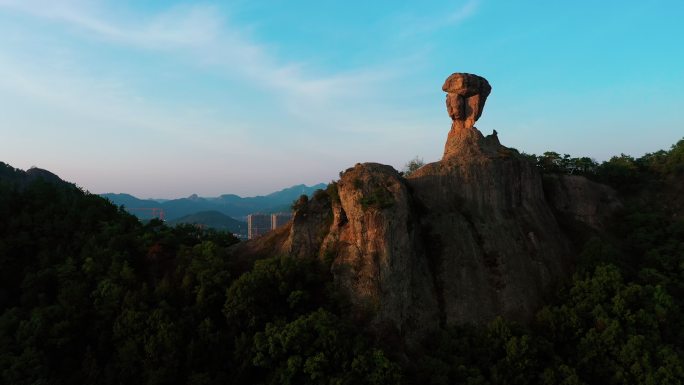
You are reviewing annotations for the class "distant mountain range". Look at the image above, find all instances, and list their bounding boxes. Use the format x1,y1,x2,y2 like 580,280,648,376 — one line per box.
1,162,322,236
167,211,247,237
100,183,327,221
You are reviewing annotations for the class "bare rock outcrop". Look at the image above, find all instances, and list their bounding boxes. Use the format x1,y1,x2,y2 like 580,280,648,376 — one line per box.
408,146,570,326
284,193,333,258
544,174,622,230
237,72,618,341
443,72,491,128
320,163,440,333
441,73,499,159
401,72,571,327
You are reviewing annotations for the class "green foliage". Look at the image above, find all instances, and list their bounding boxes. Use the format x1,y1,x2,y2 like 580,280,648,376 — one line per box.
531,137,684,193
596,154,642,191
532,151,600,176
534,261,684,384
638,139,684,176
224,255,330,331
416,252,684,384
291,194,308,211
358,186,395,210
0,173,399,384
402,156,425,177
253,309,401,385
312,188,329,203
221,255,401,384
326,181,340,204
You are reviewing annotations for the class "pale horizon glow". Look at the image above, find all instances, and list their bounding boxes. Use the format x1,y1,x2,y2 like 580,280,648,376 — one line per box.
1,1,682,198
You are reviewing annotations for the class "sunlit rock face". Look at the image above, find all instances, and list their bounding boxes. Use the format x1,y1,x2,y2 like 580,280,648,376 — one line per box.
405,73,570,334
440,72,500,160
442,72,491,128
241,72,620,343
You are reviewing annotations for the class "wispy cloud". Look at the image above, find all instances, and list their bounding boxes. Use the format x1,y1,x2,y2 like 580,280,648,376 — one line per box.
445,0,480,25
0,0,392,105
0,0,451,196
0,0,426,143
0,52,253,155
395,0,481,37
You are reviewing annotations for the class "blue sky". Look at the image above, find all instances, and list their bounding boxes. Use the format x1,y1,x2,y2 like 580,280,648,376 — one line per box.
0,0,682,198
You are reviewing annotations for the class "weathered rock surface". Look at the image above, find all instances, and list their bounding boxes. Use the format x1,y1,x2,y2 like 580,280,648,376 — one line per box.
408,144,570,327
543,174,622,230
320,163,440,334
236,72,618,341
442,73,496,160
284,194,332,258
443,72,491,129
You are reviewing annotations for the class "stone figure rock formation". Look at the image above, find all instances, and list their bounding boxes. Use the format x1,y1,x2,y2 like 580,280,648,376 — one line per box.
443,72,492,128
233,71,617,344
441,73,500,159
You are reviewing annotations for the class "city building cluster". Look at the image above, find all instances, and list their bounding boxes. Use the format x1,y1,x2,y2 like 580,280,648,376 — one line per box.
247,212,292,239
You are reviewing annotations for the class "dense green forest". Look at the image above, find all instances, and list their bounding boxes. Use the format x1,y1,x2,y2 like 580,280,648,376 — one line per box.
0,163,399,385
1,138,683,384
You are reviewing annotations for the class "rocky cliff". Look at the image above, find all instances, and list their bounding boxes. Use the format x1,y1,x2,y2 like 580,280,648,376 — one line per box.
234,72,617,340
543,174,621,231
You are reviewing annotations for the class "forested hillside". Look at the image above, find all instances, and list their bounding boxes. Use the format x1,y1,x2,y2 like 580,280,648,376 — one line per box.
1,138,683,385
0,163,398,384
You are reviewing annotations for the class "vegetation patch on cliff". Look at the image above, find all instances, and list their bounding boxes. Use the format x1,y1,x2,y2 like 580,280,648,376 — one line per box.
359,185,395,210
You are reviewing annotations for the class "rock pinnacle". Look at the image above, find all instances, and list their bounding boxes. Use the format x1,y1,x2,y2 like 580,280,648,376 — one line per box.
442,73,498,159
443,72,491,129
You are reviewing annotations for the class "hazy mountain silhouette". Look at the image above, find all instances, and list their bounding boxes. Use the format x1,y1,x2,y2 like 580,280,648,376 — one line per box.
0,162,65,188
167,210,247,237
101,183,326,220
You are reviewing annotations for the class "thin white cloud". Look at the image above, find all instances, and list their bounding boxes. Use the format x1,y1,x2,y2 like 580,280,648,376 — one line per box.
0,0,219,46
0,1,453,196
396,0,481,37
0,51,254,155
446,0,480,25
0,0,429,145
0,0,392,105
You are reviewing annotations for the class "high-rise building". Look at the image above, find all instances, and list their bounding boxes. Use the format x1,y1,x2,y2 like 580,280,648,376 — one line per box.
247,213,271,239
247,212,293,239
271,212,292,230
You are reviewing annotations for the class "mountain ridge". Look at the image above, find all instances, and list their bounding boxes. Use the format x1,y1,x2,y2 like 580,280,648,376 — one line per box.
101,183,326,220
167,210,247,236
